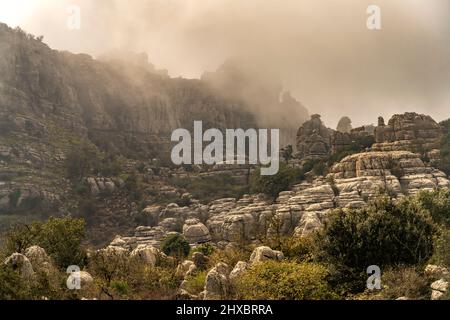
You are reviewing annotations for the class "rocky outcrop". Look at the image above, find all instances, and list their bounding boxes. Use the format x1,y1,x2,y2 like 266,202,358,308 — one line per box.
328,151,450,198
373,113,442,152
109,150,450,247
295,114,332,160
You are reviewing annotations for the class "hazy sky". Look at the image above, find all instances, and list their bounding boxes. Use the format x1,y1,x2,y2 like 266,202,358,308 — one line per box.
0,0,449,128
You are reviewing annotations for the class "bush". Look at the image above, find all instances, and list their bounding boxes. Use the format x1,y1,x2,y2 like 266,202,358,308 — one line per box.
124,173,142,201
65,144,100,180
378,266,430,300
160,234,190,260
170,174,248,204
316,195,437,274
431,229,450,267
208,247,251,269
183,271,207,295
250,163,304,198
88,250,180,299
192,243,215,257
274,236,315,263
235,261,337,300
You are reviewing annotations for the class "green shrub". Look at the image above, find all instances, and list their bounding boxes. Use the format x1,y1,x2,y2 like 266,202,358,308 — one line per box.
431,229,450,267
275,236,315,263
316,195,437,273
415,189,450,227
208,247,251,269
192,243,215,257
250,163,304,198
171,174,248,204
235,261,337,300
124,173,142,201
65,144,100,180
8,190,21,208
160,234,190,259
33,217,87,269
183,271,207,295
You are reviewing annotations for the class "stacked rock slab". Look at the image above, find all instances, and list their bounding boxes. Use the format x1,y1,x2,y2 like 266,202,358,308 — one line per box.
373,113,442,151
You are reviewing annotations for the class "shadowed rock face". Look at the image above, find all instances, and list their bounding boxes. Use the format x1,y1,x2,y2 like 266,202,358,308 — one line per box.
0,23,259,160
373,113,443,151
295,114,332,159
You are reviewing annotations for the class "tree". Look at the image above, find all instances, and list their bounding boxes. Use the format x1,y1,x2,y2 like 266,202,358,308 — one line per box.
34,217,87,269
160,234,190,259
415,189,450,227
336,116,352,133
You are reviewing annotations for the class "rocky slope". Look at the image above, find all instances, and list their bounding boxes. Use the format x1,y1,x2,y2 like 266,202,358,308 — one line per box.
110,150,450,249
0,23,307,225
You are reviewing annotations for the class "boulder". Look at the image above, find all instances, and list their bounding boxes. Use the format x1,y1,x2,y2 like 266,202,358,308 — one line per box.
249,246,284,265
203,263,230,300
176,260,197,278
4,253,34,277
294,212,322,237
183,219,211,244
425,265,449,279
67,271,94,291
24,245,52,271
229,261,248,281
130,244,159,266
430,278,448,300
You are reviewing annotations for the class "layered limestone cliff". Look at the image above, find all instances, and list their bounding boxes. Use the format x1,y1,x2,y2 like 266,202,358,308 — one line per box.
110,151,450,248
372,113,443,151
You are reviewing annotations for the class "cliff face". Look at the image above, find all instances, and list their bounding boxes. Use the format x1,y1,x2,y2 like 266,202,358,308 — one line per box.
0,24,264,160
373,113,443,152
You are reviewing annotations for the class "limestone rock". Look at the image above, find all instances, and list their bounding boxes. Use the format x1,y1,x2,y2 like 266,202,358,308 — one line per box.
24,245,52,272
296,114,332,160
183,219,211,244
67,271,94,291
294,211,322,237
130,244,159,266
249,246,284,265
229,261,248,281
431,279,448,292
373,112,442,152
425,265,449,279
4,253,34,277
203,262,230,300
177,260,197,278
